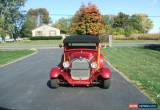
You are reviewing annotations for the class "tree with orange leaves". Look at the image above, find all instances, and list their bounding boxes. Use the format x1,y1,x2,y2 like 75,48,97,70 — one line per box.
70,3,105,36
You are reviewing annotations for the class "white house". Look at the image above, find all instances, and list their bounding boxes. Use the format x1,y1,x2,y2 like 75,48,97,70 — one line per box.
32,25,60,37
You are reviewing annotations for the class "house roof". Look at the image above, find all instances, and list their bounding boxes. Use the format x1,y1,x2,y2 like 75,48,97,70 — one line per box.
63,35,100,43
32,24,59,31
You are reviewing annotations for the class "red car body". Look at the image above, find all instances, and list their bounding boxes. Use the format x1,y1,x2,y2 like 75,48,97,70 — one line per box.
49,35,111,88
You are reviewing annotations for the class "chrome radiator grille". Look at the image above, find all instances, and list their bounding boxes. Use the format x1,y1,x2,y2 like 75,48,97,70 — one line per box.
71,58,90,80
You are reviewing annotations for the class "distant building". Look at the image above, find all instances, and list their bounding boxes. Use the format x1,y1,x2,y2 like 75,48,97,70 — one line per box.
32,24,60,37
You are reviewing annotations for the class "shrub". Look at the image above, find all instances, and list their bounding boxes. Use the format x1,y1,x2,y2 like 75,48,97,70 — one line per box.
112,28,125,35
30,36,62,40
99,34,109,43
124,26,137,37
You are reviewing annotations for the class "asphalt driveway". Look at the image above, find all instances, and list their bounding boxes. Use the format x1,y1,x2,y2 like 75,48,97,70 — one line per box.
0,49,157,110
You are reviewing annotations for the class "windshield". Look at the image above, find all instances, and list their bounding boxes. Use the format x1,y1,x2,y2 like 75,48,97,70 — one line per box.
67,43,97,49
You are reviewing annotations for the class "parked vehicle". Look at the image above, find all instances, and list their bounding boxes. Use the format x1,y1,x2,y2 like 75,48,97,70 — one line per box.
0,37,2,43
5,39,14,42
49,35,112,88
16,37,23,41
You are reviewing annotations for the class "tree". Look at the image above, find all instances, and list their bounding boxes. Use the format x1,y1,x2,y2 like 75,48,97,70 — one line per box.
130,14,153,33
0,0,26,39
112,28,125,35
27,8,51,25
124,26,137,37
112,12,129,28
0,17,5,40
21,8,51,37
21,16,37,37
110,12,153,36
111,12,130,36
103,15,115,34
54,17,71,34
70,3,105,36
103,15,114,26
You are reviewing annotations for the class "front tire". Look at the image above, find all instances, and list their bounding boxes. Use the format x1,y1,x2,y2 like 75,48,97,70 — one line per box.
50,79,59,88
102,79,111,89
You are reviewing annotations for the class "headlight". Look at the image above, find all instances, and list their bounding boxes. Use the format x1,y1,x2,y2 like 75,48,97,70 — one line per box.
63,61,70,68
91,62,98,69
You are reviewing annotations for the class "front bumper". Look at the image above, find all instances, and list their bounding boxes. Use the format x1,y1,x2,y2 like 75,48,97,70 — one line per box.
50,67,111,86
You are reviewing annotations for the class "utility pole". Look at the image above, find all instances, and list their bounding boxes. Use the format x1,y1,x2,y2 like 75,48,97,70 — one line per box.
109,35,112,47
37,13,43,27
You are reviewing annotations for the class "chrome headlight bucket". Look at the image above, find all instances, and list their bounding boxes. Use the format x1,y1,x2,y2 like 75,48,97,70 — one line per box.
91,62,98,69
63,61,70,68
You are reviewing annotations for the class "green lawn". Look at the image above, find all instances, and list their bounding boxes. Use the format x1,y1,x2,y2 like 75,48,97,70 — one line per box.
0,40,63,46
102,46,160,105
0,50,34,65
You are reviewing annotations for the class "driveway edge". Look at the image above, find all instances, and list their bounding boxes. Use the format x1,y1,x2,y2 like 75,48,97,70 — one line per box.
0,49,38,68
105,60,155,103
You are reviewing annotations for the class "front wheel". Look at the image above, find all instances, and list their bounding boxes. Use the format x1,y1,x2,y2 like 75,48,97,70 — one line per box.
102,79,111,89
50,79,59,88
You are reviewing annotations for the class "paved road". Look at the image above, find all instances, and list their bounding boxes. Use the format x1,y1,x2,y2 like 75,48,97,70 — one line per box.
0,49,157,110
0,42,160,49
0,45,59,49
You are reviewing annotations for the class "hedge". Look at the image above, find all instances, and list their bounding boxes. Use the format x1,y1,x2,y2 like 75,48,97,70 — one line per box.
99,34,109,43
30,36,62,40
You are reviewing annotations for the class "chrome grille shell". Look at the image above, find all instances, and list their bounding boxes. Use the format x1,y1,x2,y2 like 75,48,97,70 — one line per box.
70,58,90,80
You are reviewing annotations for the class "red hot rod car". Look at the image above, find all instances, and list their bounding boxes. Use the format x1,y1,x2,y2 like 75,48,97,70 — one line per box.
49,35,111,88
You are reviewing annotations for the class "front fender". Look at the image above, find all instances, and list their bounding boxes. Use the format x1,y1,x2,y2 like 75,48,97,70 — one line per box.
100,67,112,79
50,67,61,79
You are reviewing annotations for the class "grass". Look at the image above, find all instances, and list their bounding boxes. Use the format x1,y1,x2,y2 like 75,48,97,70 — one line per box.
0,40,63,46
0,50,34,65
101,46,160,105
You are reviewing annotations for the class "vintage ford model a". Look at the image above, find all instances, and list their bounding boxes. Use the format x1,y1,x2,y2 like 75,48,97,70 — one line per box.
49,35,111,88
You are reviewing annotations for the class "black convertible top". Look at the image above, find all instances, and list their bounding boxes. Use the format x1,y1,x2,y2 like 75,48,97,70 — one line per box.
63,35,100,43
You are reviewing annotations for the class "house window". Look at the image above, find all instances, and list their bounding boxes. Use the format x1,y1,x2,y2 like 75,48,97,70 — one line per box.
49,30,56,36
35,31,43,36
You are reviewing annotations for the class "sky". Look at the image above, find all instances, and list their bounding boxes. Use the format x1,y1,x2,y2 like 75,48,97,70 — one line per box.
23,0,160,33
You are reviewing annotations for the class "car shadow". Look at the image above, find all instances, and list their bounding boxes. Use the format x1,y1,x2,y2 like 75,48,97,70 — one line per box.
143,44,160,52
0,107,16,110
46,80,101,89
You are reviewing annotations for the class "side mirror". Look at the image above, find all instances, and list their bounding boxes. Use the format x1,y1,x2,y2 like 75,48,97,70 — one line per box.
59,44,63,48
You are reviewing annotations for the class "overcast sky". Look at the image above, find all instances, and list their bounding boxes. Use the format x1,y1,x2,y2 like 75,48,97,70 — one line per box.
23,0,160,33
